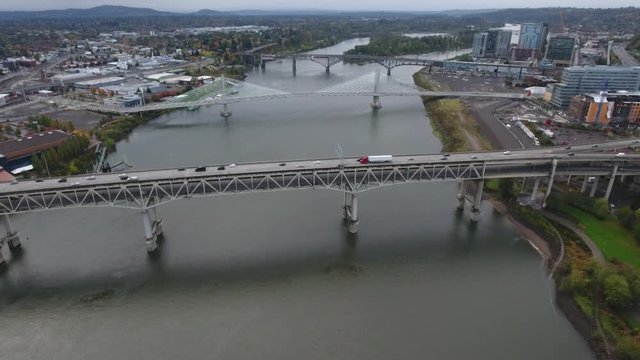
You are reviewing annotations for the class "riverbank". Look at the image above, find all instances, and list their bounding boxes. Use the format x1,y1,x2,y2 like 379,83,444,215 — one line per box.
413,71,492,152
413,69,609,359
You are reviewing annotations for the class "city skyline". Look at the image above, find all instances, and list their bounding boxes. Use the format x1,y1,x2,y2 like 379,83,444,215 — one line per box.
1,0,639,12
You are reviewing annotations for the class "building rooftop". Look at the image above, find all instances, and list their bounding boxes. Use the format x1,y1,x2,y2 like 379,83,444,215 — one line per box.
0,167,15,183
0,130,72,160
74,76,125,87
566,65,640,73
146,73,175,81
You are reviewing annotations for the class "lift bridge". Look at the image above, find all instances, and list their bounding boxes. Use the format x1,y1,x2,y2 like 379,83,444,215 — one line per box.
44,72,527,116
0,141,639,265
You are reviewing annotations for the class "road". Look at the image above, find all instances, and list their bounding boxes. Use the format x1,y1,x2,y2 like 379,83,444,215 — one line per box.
3,142,640,194
471,99,525,150
613,44,639,66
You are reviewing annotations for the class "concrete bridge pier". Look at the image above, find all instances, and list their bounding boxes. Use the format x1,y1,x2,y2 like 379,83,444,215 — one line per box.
342,191,351,220
2,214,21,250
325,66,330,74
347,193,359,234
386,67,391,76
566,175,572,185
589,177,600,198
457,180,467,210
0,214,21,265
292,58,296,75
542,159,558,208
220,103,232,118
581,177,589,193
370,71,382,109
604,165,619,201
470,180,484,222
142,208,162,253
530,177,540,202
371,96,382,109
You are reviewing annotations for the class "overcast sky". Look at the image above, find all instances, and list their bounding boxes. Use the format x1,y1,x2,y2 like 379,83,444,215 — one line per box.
1,0,638,12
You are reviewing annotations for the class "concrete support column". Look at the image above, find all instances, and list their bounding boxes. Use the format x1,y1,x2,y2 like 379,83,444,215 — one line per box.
520,177,528,194
260,59,266,69
604,165,619,201
371,96,382,109
567,175,572,185
325,66,330,73
542,159,558,208
371,70,382,109
292,58,296,75
457,180,467,210
387,67,391,76
530,177,540,202
2,214,21,250
150,206,163,237
581,177,589,193
470,180,484,222
589,177,600,198
220,103,231,118
142,209,158,253
342,191,351,220
349,193,359,234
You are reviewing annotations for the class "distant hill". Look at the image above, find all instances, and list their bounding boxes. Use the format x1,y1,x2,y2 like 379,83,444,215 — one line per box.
0,5,177,21
466,7,640,32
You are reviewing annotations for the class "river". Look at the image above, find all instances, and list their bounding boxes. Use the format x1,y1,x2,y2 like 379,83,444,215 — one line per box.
0,38,594,359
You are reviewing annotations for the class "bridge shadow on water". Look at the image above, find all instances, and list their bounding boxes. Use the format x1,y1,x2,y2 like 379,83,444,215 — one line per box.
0,208,510,306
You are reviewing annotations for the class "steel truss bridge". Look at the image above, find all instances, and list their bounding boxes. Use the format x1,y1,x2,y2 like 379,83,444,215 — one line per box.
46,72,527,115
238,53,533,77
0,139,639,262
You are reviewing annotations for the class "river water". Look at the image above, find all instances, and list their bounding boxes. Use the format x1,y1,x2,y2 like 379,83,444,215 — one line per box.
0,38,593,359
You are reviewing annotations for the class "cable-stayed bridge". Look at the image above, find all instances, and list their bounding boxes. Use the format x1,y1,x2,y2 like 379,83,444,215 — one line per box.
44,72,527,116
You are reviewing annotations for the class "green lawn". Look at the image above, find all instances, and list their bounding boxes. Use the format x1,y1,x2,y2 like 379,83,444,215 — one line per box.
561,206,640,268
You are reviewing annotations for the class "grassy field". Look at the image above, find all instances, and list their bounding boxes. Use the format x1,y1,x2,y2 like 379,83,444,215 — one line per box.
560,205,640,268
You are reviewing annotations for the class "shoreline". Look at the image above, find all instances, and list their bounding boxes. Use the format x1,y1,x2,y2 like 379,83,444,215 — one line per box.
413,69,606,360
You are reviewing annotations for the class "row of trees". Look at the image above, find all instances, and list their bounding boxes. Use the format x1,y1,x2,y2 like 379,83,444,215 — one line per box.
27,115,76,133
345,33,473,57
31,134,92,176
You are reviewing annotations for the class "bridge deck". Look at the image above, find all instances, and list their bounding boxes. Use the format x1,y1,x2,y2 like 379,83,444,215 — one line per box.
1,141,639,215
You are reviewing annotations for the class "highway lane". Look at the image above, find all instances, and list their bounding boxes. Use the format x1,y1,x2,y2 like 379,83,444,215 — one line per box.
3,141,640,195
613,44,640,67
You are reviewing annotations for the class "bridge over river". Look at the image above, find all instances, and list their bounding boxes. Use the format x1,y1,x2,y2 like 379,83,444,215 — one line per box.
44,72,527,116
0,139,638,263
239,53,534,77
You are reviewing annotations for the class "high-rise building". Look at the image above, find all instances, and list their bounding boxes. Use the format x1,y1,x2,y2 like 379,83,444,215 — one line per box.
472,30,512,58
472,32,488,57
549,66,640,108
545,36,577,67
518,23,548,58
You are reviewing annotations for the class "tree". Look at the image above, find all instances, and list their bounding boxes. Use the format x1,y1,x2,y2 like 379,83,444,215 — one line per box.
617,207,636,229
604,273,632,308
499,178,515,200
594,198,611,219
616,336,640,360
561,267,590,294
